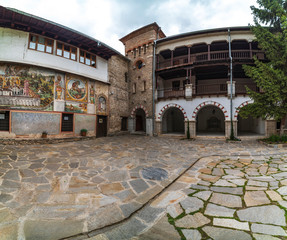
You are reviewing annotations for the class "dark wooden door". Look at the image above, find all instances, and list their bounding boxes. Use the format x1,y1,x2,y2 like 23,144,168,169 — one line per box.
0,111,9,131
136,115,143,131
97,115,107,137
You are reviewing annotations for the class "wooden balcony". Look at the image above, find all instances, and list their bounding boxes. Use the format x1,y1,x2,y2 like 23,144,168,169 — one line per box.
157,50,265,70
196,83,227,95
157,87,185,99
157,81,259,100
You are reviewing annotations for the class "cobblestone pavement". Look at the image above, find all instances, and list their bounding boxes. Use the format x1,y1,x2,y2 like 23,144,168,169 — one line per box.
0,135,287,239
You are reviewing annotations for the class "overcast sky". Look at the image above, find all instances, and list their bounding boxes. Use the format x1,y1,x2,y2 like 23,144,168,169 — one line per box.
1,0,257,54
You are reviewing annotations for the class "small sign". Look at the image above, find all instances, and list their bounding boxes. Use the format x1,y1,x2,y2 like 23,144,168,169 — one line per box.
64,116,69,121
0,114,5,120
99,119,103,124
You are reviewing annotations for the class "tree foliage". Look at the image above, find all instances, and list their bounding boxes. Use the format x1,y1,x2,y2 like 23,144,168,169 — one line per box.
240,0,287,134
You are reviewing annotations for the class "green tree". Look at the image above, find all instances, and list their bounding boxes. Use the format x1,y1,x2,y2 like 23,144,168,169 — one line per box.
240,0,287,135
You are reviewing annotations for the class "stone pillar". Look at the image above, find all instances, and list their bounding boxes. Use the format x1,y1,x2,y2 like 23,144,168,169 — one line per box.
189,120,196,138
265,119,277,137
87,103,95,114
185,84,193,100
54,100,65,112
128,117,135,133
185,120,194,138
225,120,238,138
227,81,236,98
155,120,162,135
146,118,153,136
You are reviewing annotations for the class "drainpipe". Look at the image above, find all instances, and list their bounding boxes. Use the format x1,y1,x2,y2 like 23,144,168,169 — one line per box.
228,28,235,139
152,29,160,136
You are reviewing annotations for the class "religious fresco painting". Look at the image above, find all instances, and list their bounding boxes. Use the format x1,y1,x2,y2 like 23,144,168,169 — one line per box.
65,102,87,113
89,83,95,104
98,96,107,114
65,74,88,102
55,74,65,100
0,64,54,110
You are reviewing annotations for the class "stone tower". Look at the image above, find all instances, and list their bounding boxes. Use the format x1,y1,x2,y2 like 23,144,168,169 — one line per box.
120,23,165,135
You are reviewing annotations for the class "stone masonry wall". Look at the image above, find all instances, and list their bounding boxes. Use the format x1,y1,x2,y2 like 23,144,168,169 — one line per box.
108,55,130,134
124,29,159,117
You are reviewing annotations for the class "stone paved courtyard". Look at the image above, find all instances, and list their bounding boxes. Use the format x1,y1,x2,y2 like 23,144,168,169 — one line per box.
1,135,287,239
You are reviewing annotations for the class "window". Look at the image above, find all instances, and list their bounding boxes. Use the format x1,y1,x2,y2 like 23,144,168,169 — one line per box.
143,44,146,54
136,60,143,69
143,81,146,92
80,50,97,67
138,46,141,56
133,83,136,93
29,34,54,54
125,72,128,82
56,42,77,60
133,49,136,58
172,81,180,91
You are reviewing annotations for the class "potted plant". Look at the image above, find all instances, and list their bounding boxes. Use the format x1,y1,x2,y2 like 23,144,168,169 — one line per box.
42,131,48,138
80,129,87,136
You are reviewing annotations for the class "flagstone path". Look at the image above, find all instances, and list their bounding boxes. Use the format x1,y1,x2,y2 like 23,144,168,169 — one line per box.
1,135,287,239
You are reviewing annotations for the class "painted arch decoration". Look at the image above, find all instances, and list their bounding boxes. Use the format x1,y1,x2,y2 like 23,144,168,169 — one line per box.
192,101,228,120
234,100,253,120
131,105,149,118
158,103,187,121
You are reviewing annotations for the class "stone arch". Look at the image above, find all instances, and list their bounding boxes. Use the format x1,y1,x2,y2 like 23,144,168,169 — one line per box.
191,101,228,120
158,103,187,121
131,105,149,118
234,100,252,120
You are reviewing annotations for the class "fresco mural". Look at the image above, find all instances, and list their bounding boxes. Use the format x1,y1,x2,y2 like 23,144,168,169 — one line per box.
0,64,54,110
89,84,95,104
65,102,87,113
55,74,65,100
98,96,107,114
65,74,88,102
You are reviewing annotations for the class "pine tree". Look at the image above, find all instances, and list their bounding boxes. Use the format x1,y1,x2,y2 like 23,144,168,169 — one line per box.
240,0,287,135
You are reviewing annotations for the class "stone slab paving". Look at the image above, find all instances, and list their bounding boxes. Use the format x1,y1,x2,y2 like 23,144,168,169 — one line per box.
2,136,287,239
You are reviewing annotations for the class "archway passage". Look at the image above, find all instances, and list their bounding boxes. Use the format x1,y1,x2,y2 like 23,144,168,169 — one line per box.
162,107,185,134
237,114,265,136
196,105,225,135
135,108,146,132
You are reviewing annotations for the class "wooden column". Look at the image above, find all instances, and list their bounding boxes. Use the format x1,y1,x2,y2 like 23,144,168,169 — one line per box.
171,50,174,67
208,44,211,61
188,46,191,63
249,42,252,59
156,54,159,69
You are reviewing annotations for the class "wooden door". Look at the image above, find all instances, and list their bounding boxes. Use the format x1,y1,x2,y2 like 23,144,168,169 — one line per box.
97,115,107,137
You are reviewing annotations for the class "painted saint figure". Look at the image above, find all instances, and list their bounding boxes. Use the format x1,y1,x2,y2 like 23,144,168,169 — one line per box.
90,85,95,104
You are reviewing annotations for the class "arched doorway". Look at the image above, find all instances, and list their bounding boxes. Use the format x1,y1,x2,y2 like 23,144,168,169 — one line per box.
135,108,146,132
237,114,265,136
162,107,184,134
196,105,225,135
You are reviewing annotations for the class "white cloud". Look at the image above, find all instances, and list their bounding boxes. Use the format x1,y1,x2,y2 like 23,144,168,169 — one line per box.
1,0,258,54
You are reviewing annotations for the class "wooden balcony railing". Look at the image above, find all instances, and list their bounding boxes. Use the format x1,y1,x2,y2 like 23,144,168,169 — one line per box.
157,87,185,99
157,50,265,70
196,83,227,95
157,81,260,100
236,82,259,94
